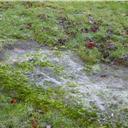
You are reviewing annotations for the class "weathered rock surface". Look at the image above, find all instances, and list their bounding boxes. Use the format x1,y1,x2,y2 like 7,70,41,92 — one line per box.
0,41,128,123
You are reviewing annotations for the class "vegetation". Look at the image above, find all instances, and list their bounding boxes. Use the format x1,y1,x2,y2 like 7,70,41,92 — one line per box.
0,1,128,127
0,1,128,65
0,65,101,128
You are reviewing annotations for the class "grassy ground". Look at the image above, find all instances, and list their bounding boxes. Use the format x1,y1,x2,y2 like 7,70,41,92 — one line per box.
0,65,103,128
0,1,128,65
0,1,128,128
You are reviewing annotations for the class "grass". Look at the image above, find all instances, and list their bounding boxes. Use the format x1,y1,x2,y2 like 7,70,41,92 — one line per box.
0,1,128,64
0,1,128,127
0,65,101,128
0,64,127,127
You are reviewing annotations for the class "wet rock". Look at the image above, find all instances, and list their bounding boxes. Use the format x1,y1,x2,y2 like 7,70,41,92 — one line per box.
14,48,26,53
3,43,14,50
1,41,128,122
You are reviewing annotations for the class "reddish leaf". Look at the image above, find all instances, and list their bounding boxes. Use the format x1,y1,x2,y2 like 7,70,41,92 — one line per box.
86,41,95,49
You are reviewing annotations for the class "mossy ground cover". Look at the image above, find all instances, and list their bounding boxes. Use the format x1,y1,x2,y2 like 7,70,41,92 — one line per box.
0,65,103,128
0,62,127,127
0,1,128,128
0,1,128,65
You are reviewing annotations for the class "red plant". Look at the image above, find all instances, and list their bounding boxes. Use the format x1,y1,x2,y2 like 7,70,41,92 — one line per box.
86,41,95,49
